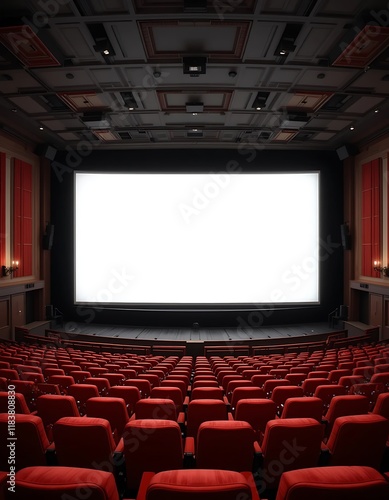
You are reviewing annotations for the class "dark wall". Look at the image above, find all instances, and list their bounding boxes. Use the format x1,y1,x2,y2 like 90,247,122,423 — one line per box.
50,148,344,327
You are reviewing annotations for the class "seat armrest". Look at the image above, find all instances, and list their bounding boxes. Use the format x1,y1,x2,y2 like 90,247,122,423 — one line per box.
184,436,195,456
319,442,330,466
241,471,261,500
183,395,190,410
223,396,230,411
227,412,234,420
177,412,186,433
114,438,125,454
136,472,155,500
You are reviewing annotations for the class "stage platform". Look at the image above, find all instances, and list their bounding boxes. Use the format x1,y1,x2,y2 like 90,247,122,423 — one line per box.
54,321,342,342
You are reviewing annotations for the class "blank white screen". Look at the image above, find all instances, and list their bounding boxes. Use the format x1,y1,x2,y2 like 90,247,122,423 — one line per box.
75,172,319,305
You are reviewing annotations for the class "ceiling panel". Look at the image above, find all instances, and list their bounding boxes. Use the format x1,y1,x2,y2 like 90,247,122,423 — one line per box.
295,68,357,89
0,70,44,93
8,96,47,114
32,68,96,89
345,96,384,114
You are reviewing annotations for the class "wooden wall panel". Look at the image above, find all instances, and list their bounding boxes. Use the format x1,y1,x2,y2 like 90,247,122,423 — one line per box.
13,159,32,277
0,152,5,268
361,159,381,277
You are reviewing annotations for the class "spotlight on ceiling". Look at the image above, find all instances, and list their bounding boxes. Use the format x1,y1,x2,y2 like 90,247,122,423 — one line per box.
120,92,138,110
274,24,302,57
186,102,204,113
252,92,270,110
183,57,207,77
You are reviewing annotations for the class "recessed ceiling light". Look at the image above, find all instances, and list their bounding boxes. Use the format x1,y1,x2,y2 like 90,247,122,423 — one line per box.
11,108,17,113
128,107,134,111
39,127,44,130
228,70,237,78
350,126,355,130
374,109,379,113
153,71,161,78
192,128,198,132
192,112,198,116
66,73,74,79
103,49,110,55
317,73,326,79
256,106,262,111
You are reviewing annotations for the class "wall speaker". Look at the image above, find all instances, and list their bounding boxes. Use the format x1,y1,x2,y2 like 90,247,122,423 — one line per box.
43,223,54,250
46,305,54,320
336,144,358,161
340,223,351,250
339,304,348,320
35,144,57,161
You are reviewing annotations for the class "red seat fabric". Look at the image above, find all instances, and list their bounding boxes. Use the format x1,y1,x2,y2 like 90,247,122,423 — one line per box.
281,396,324,422
258,417,324,490
230,387,265,413
134,398,178,421
0,414,50,471
137,469,259,500
373,392,389,419
107,385,141,417
123,419,184,492
86,396,129,440
271,386,304,414
276,466,389,500
323,395,370,437
326,414,389,468
52,416,120,469
67,383,100,415
191,387,225,401
186,399,228,439
36,394,80,441
0,391,31,414
195,420,256,472
12,466,119,500
234,399,277,440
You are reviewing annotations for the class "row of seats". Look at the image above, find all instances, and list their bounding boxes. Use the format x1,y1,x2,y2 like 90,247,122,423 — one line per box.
1,337,389,498
2,465,389,500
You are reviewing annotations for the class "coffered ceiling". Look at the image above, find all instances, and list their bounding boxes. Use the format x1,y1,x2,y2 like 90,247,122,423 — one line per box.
0,0,389,150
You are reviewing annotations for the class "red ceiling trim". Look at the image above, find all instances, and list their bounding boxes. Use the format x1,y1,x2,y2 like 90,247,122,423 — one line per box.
332,25,389,68
58,91,106,112
0,25,60,68
138,20,251,61
157,89,233,112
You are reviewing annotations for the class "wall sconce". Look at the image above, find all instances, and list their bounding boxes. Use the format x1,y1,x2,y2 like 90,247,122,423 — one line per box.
1,261,18,277
373,261,389,276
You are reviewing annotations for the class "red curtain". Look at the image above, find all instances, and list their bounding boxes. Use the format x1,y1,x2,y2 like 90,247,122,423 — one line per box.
361,158,381,277
0,152,5,268
13,159,32,277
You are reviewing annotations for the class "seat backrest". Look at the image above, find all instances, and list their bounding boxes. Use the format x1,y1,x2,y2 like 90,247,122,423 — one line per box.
67,384,100,414
281,397,323,421
192,380,219,389
301,378,329,396
261,418,324,490
53,416,116,469
271,386,304,410
123,419,183,491
276,465,389,500
191,387,224,401
327,414,389,468
107,385,140,416
328,369,352,383
36,394,79,439
0,391,30,414
160,379,187,398
13,466,119,500
230,387,265,412
373,392,389,419
324,395,370,434
234,399,277,436
144,469,256,500
313,384,347,409
84,377,111,395
47,375,75,393
86,397,129,438
196,420,255,472
134,398,177,420
124,378,152,398
0,414,50,471
150,386,184,411
186,399,228,439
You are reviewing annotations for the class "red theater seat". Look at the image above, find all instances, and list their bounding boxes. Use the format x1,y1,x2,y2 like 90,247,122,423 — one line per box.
185,399,228,440
0,391,31,414
36,394,80,441
53,416,123,470
325,414,389,468
276,466,389,500
136,469,260,500
0,414,51,471
234,399,277,441
12,466,119,500
86,396,129,441
107,385,141,417
281,396,324,422
323,394,370,437
257,417,324,491
123,419,184,493
192,420,259,472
